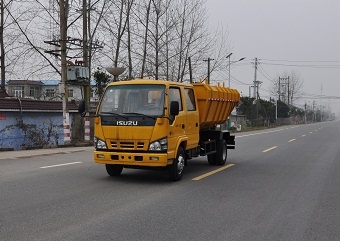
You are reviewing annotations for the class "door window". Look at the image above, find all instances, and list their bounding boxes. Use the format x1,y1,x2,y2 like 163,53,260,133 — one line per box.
169,88,182,111
184,88,196,111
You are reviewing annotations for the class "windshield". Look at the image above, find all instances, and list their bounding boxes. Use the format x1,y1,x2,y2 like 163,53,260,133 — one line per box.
98,84,165,116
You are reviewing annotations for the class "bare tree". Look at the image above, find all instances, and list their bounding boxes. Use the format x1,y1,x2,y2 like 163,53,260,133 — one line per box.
135,0,152,79
1,0,22,94
1,0,231,87
174,0,208,82
126,0,228,82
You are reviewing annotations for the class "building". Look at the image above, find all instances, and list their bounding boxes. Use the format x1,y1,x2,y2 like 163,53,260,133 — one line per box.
7,80,44,99
6,79,100,102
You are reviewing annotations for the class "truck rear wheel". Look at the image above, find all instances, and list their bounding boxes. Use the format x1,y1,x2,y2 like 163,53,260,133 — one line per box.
207,153,217,165
168,146,185,181
207,139,227,166
106,164,123,176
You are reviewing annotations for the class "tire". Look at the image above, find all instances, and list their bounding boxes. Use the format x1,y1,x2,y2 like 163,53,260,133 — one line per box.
168,146,185,181
105,164,123,176
207,139,227,166
208,153,217,165
215,139,227,166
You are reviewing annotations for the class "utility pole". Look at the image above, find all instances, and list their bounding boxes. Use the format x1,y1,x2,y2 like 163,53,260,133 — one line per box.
278,77,281,101
83,0,89,109
253,58,262,125
278,76,289,104
60,0,71,144
313,100,315,122
203,58,214,84
253,58,262,100
253,58,258,98
83,0,90,142
304,101,307,123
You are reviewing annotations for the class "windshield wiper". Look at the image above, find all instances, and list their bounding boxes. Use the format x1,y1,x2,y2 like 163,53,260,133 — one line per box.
100,112,128,120
123,112,156,120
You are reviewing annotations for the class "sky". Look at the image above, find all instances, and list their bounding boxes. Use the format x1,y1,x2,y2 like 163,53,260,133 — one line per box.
206,0,340,116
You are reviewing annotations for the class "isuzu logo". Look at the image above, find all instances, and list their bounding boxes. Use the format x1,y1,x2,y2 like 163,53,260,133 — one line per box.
116,120,138,126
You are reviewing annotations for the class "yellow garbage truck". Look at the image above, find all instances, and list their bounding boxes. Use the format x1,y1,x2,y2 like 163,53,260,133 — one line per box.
79,79,240,181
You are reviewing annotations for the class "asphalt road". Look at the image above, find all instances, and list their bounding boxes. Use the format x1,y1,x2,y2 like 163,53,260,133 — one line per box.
1,121,340,241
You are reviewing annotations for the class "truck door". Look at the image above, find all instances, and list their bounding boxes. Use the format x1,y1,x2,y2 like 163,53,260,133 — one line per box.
168,87,187,156
183,88,199,149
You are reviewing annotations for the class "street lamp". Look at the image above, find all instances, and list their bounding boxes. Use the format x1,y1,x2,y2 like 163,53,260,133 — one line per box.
226,55,246,87
226,53,233,87
275,99,278,120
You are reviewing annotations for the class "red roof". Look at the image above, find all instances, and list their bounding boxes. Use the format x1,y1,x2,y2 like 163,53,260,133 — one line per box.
7,80,44,86
0,98,79,112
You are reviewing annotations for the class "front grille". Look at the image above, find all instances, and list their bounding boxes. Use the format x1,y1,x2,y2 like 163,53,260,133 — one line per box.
120,141,134,148
110,141,145,150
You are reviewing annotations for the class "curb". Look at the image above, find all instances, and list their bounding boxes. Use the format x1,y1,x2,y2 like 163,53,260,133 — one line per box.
0,146,94,160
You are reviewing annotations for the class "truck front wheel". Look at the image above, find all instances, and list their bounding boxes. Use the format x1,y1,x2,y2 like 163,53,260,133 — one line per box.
207,139,227,166
106,164,123,176
168,146,185,181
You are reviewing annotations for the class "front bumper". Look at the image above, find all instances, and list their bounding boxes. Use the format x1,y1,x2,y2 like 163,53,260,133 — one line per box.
94,150,172,167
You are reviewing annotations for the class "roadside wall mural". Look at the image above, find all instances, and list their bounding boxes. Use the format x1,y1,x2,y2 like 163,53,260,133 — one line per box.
0,112,75,150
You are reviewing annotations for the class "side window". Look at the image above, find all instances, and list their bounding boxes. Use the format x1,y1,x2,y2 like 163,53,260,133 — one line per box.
184,88,196,111
169,88,182,111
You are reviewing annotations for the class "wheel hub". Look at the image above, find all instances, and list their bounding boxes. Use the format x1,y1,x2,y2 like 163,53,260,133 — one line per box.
177,155,185,174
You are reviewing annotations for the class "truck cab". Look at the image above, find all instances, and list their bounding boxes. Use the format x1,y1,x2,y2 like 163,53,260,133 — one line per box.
91,79,199,180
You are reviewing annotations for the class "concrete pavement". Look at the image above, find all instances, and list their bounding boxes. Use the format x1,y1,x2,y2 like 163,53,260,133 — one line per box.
0,146,94,160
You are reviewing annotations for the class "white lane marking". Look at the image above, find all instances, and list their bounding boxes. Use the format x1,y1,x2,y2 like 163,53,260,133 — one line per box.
263,146,278,153
236,128,285,138
288,139,296,142
40,162,82,169
236,125,299,138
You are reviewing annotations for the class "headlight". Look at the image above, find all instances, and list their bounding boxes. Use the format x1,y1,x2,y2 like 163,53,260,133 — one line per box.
149,137,167,151
94,136,107,149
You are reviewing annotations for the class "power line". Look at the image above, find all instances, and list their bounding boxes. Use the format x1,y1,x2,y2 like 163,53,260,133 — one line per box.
300,93,340,100
259,62,340,69
215,70,251,85
231,75,252,85
257,64,275,81
260,59,340,63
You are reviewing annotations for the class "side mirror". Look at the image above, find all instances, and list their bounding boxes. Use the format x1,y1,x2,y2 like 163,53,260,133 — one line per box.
170,101,179,116
78,100,86,116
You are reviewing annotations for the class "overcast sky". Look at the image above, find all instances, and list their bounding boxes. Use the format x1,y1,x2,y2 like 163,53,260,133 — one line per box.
206,0,340,115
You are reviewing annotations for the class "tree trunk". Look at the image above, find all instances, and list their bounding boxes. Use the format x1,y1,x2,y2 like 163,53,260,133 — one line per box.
1,0,6,92
140,0,152,79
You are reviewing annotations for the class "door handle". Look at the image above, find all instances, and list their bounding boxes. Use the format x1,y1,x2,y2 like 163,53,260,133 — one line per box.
182,124,185,129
